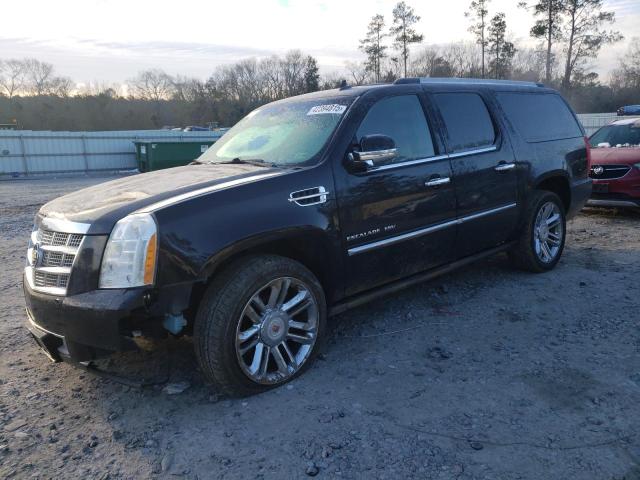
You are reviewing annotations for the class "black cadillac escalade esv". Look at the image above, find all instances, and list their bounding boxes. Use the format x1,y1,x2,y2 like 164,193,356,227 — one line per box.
24,78,592,395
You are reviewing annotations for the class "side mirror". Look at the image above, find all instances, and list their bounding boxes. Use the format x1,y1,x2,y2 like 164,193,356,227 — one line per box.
347,134,397,171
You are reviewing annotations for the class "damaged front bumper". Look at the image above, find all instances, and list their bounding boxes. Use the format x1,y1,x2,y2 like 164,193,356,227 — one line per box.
23,277,151,362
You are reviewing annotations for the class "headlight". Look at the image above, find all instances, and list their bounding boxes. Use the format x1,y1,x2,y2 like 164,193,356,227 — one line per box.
99,213,158,288
634,162,640,170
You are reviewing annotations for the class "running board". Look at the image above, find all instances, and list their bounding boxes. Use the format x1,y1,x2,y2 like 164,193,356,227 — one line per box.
329,242,516,316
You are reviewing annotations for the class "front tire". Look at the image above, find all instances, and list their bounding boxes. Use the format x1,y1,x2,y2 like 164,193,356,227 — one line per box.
509,190,566,273
194,255,326,396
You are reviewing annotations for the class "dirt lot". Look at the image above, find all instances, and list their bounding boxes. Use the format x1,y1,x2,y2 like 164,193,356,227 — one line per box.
1,175,639,480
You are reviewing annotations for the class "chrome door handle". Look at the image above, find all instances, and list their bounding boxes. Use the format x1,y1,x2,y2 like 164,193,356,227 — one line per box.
425,177,450,187
495,162,515,172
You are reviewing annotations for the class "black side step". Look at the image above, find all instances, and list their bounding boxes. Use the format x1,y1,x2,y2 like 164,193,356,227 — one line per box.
329,242,515,316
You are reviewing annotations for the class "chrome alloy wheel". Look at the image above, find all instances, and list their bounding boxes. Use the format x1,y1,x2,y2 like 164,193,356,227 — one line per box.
534,201,563,263
235,277,319,384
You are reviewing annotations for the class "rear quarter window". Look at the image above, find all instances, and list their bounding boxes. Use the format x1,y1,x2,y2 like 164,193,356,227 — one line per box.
496,92,582,143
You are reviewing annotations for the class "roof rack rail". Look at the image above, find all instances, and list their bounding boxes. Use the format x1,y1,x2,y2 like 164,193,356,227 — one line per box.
394,77,544,87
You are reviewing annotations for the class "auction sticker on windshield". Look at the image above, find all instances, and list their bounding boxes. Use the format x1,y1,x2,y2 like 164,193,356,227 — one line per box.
307,104,347,115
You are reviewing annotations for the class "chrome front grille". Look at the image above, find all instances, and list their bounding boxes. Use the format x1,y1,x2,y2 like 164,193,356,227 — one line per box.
38,230,83,248
26,223,88,296
41,250,76,268
34,270,70,289
590,164,631,180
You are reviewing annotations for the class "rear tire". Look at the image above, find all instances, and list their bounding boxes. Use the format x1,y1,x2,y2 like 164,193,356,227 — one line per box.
194,255,326,396
509,190,566,273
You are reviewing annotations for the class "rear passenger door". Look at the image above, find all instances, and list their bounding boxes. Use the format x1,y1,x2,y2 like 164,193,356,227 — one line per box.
431,91,519,258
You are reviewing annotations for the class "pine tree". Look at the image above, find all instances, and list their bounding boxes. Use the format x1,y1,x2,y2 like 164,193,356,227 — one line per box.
359,14,388,83
524,0,565,83
303,56,320,93
465,0,491,78
390,2,423,78
488,12,516,79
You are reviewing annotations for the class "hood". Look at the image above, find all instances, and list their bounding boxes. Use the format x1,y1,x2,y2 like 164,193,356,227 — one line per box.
590,147,640,165
38,163,285,234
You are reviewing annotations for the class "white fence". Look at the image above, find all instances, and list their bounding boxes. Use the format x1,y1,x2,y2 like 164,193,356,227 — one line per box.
577,113,617,136
0,129,226,177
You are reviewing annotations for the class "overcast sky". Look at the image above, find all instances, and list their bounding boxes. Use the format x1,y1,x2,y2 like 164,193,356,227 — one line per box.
1,0,638,85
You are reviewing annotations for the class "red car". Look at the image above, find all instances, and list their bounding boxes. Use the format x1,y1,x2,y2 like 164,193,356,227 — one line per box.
587,117,640,208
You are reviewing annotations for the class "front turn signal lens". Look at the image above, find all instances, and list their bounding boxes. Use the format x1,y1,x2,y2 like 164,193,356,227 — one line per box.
143,233,157,285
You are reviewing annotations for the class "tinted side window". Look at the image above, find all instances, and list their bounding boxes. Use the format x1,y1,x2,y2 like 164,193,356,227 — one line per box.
496,92,582,142
434,93,496,152
356,95,435,164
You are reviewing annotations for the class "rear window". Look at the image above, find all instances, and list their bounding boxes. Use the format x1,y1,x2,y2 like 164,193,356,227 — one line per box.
496,92,582,142
433,93,496,153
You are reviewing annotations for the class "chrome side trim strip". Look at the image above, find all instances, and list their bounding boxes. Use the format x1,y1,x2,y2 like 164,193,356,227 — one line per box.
363,145,498,173
348,219,458,255
347,202,517,256
447,145,497,159
136,171,283,213
39,217,91,234
367,154,448,172
457,202,517,224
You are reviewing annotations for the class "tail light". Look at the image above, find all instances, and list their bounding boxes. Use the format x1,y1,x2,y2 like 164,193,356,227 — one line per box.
584,136,592,168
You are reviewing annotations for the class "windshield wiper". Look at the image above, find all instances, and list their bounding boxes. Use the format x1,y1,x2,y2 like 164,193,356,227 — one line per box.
213,157,278,168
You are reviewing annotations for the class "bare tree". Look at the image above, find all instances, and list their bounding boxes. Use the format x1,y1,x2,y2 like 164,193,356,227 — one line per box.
320,72,345,90
344,61,369,85
23,59,55,95
172,76,207,102
465,0,491,78
129,69,175,101
49,76,74,97
281,50,307,97
0,59,26,98
410,46,454,77
441,42,483,77
510,47,547,81
390,2,423,78
561,0,622,89
260,56,285,100
360,14,388,82
610,37,640,89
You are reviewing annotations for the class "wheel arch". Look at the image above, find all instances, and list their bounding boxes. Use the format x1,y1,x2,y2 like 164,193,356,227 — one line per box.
533,171,571,213
186,227,341,322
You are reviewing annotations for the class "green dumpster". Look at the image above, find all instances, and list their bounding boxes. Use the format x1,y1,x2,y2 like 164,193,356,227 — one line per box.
134,141,216,172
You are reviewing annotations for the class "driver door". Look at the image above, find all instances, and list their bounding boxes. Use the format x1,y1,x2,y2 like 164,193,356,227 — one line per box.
334,93,457,296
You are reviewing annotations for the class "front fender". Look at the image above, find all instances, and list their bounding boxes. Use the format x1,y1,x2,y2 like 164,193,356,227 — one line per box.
150,164,343,299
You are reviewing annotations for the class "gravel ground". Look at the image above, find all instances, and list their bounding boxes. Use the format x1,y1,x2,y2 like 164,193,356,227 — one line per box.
1,175,639,480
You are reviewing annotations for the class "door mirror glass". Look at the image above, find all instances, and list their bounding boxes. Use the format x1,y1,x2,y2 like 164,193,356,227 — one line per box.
347,134,397,170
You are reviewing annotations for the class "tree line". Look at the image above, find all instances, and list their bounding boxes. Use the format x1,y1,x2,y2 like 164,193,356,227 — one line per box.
356,0,623,88
0,0,638,131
